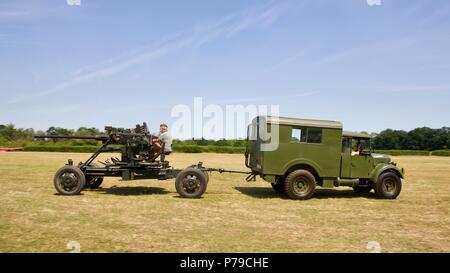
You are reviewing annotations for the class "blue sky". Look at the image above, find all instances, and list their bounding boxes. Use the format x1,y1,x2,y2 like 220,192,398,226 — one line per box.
1,0,449,138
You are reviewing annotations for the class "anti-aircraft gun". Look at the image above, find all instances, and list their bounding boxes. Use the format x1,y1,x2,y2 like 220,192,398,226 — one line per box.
34,122,224,198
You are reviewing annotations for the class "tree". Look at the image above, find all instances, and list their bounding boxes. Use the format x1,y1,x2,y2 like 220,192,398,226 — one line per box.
373,129,408,150
194,138,209,146
447,127,450,149
405,127,433,150
0,124,20,141
46,127,73,136
76,127,100,136
45,127,74,143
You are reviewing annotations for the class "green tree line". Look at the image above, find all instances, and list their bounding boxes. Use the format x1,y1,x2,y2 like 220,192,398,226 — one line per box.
1,123,449,151
372,127,449,150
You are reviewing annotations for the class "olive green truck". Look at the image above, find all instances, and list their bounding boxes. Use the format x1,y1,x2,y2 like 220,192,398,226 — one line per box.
245,116,405,200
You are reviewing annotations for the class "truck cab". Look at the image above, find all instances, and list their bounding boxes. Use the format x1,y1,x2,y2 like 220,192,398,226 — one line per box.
245,116,405,200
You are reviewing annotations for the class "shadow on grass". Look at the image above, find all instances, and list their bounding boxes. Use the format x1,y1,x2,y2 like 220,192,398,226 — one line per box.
54,193,85,196
314,189,376,199
234,187,288,199
95,186,170,196
234,187,377,199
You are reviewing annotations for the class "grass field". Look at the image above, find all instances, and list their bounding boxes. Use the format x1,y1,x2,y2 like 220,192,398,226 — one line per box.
0,152,449,252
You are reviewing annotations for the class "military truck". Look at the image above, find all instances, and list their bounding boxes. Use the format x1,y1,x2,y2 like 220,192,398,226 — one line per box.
245,116,405,200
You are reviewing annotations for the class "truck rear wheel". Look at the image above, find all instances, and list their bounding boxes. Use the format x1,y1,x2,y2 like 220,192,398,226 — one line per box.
53,165,86,195
175,168,208,198
284,170,316,200
374,172,402,199
271,177,285,193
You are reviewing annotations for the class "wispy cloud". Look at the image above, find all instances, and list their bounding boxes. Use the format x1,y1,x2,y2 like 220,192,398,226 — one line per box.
268,36,418,74
0,40,45,47
9,1,292,104
266,43,315,72
418,2,450,27
207,91,320,104
378,85,450,93
0,10,30,17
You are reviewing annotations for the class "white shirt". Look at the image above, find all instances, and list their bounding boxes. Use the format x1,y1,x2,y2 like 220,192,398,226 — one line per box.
158,131,172,152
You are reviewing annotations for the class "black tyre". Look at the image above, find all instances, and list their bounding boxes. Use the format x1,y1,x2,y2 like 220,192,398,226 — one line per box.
85,163,104,189
271,177,285,193
175,168,208,198
86,176,104,189
374,172,402,199
187,165,209,183
53,165,86,195
284,170,316,200
353,185,373,193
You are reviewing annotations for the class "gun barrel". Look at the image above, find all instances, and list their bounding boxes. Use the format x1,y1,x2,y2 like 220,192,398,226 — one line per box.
34,135,108,141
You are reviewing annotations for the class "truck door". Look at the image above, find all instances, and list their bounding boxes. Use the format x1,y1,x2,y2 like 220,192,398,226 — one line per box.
350,138,372,178
340,137,351,178
246,118,263,172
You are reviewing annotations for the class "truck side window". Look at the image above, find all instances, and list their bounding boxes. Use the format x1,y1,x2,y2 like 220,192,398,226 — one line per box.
342,137,351,153
291,128,303,142
307,128,322,143
291,127,307,142
292,127,321,143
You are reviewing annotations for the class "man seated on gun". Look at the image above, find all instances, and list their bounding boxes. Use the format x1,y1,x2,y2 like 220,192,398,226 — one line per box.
149,123,172,157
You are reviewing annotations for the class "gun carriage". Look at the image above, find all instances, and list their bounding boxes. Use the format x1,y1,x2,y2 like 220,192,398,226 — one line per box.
35,122,251,198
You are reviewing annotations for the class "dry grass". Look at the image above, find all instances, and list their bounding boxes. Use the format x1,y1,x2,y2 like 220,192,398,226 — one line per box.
0,152,449,252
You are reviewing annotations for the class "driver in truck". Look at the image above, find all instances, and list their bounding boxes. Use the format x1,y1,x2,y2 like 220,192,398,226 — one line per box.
352,140,361,156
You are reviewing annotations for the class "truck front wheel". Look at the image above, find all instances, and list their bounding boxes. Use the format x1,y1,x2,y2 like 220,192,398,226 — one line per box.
374,172,402,199
284,170,316,200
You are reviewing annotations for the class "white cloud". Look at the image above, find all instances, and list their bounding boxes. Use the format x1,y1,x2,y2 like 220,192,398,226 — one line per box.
366,0,382,6
206,91,320,104
9,2,291,104
66,0,81,7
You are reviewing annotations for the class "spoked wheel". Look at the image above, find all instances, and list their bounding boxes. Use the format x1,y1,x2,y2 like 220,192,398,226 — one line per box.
175,168,207,198
53,165,86,195
374,172,402,199
284,170,316,200
186,165,209,183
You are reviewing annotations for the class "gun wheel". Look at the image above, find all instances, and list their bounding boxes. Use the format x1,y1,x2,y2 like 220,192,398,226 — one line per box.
186,165,209,183
175,168,207,198
54,165,86,195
